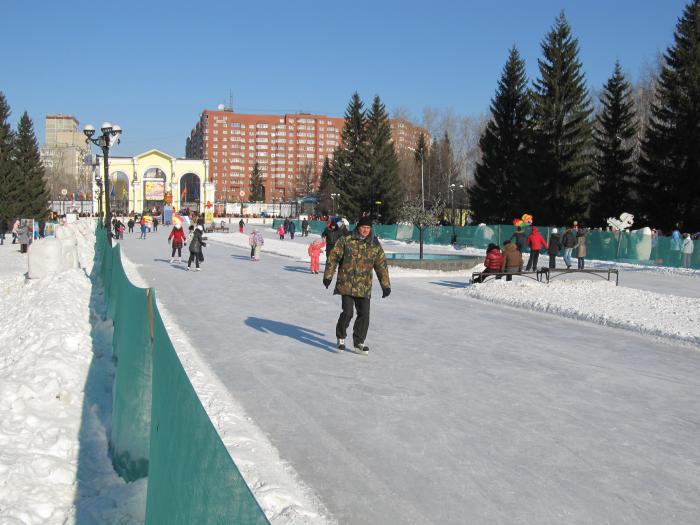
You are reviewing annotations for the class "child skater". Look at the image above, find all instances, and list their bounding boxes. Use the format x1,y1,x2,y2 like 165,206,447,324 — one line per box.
307,239,326,274
167,222,186,263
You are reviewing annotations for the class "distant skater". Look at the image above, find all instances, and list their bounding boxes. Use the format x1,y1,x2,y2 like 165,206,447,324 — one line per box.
308,239,326,274
168,222,186,263
187,225,206,271
239,218,245,234
249,228,264,261
277,224,285,240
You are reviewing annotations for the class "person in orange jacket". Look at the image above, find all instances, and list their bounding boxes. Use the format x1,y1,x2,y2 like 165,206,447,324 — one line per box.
525,226,548,271
308,239,326,274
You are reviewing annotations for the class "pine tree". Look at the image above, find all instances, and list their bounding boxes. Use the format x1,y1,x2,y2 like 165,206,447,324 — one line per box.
590,62,638,227
639,0,700,230
331,93,369,220
470,46,532,223
426,135,441,205
366,95,403,223
15,112,49,219
249,161,264,201
0,92,22,224
531,12,594,224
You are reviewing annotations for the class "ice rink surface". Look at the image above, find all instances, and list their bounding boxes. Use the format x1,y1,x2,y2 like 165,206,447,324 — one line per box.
120,227,700,525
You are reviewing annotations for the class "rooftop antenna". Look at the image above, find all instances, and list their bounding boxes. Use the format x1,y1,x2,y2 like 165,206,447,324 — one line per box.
228,89,234,112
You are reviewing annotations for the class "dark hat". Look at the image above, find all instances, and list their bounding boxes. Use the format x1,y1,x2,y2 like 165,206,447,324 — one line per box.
357,216,373,228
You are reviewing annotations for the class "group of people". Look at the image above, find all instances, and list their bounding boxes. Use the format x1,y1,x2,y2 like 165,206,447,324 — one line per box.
478,224,588,282
0,219,31,252
166,222,206,270
275,217,312,240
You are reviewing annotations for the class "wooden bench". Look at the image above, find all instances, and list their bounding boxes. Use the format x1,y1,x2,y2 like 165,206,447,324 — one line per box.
215,223,230,233
539,268,619,285
471,270,543,284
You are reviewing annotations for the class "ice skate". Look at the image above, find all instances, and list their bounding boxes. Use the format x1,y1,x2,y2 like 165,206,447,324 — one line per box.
337,338,345,351
196,267,201,271
169,257,174,263
353,343,369,355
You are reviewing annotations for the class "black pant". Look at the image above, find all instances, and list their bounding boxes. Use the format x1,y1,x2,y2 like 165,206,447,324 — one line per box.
171,245,182,258
548,254,556,268
336,295,371,346
578,257,585,269
188,252,200,268
526,251,539,271
251,246,255,258
20,243,28,253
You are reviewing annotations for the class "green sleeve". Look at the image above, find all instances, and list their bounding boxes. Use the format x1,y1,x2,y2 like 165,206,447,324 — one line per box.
374,245,391,289
323,236,345,280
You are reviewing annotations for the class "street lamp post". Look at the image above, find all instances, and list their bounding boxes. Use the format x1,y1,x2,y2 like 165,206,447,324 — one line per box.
330,192,339,215
83,122,122,244
407,146,425,210
449,183,464,244
95,174,103,222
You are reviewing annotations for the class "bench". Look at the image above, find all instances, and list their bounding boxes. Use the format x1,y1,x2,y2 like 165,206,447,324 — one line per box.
539,268,619,285
471,270,543,284
210,223,230,233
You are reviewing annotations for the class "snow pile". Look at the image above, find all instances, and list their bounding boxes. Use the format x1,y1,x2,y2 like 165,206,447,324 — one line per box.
0,223,146,524
120,253,334,524
456,279,700,346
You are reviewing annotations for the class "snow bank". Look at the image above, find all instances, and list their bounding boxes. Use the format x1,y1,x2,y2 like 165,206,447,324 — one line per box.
0,222,145,524
455,280,700,347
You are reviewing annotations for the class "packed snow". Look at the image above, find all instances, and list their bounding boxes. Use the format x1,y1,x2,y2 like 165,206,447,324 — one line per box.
0,220,145,524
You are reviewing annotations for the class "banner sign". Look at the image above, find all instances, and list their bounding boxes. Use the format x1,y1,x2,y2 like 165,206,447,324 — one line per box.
144,181,165,200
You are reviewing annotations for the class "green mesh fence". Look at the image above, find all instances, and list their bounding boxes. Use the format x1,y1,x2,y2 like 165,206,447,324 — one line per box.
95,227,270,522
145,302,269,524
271,219,699,268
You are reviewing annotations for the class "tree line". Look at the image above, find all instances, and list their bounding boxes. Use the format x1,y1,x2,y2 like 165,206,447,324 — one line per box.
0,92,49,224
469,2,700,232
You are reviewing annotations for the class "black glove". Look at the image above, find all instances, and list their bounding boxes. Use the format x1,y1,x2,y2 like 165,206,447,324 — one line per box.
382,287,391,298
323,278,332,289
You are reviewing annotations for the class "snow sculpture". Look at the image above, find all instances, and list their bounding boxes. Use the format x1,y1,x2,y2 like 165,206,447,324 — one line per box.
27,227,79,279
607,212,634,231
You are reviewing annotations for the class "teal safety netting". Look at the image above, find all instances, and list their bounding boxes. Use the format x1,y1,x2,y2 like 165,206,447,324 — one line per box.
145,303,269,524
273,219,699,269
95,227,270,523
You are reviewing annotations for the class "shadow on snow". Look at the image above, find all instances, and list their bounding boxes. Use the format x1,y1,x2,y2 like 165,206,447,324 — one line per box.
244,317,339,354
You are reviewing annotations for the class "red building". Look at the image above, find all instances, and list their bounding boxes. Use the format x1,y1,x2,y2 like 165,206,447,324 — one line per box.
186,108,428,203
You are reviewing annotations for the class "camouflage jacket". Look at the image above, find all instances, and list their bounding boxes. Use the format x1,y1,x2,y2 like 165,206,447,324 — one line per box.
324,230,391,298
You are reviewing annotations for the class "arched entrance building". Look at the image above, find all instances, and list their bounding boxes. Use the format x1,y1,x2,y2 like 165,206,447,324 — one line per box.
92,149,210,216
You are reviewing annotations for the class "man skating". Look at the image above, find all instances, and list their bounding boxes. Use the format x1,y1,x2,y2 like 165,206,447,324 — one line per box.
323,216,391,355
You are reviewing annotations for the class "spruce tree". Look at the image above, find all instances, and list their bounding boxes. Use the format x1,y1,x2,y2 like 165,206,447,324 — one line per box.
426,135,441,205
331,93,369,220
366,95,403,223
531,12,594,224
590,62,638,226
249,161,264,201
470,46,532,223
15,112,49,219
0,92,22,224
639,0,700,230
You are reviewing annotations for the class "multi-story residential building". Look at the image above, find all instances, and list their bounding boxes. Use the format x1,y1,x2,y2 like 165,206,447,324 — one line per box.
389,117,428,152
186,107,428,203
186,109,344,204
39,115,90,199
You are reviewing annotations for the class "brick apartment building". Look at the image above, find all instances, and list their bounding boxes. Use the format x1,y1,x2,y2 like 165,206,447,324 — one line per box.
185,107,428,203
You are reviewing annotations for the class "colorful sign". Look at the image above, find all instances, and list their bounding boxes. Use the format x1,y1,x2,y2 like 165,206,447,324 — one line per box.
205,210,214,224
144,181,165,201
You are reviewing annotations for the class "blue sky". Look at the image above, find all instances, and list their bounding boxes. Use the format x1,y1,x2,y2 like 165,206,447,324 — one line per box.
2,0,689,157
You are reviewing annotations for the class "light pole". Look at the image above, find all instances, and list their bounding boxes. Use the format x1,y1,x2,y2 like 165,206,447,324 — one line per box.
83,122,122,244
407,146,425,210
449,183,464,244
95,174,103,222
330,192,339,215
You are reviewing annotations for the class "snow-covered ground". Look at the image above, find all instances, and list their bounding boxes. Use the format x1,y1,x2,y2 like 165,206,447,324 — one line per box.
0,221,145,524
3,223,700,524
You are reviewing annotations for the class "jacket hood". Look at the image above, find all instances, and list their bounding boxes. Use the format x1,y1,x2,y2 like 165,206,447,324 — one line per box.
531,226,538,233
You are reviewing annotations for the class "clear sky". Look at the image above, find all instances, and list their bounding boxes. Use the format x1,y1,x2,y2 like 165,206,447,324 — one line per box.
2,0,689,157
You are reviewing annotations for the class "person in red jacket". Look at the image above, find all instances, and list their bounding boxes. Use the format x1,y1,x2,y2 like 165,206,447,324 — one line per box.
525,226,548,271
167,222,187,263
476,243,504,282
307,239,326,274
